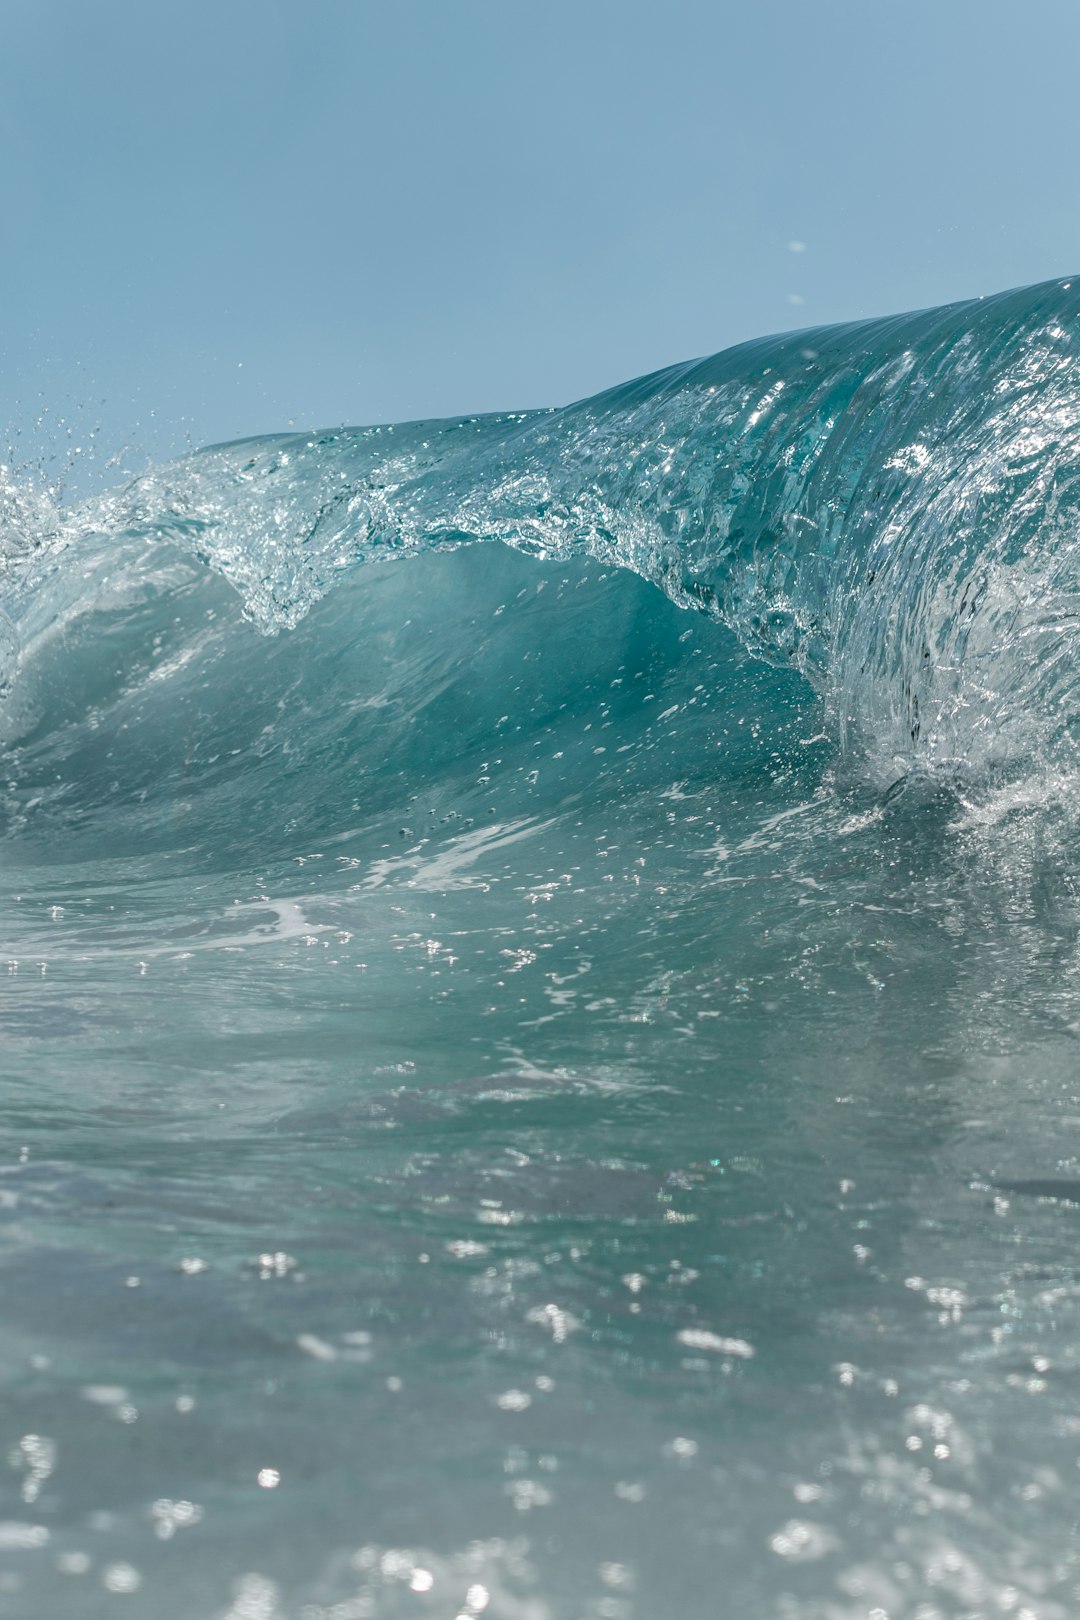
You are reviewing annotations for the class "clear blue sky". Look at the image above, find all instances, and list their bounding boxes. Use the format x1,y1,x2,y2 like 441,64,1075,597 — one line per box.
1,0,1077,485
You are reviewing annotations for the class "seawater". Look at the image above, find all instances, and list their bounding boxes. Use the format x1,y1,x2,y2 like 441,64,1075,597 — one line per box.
2,277,1080,1619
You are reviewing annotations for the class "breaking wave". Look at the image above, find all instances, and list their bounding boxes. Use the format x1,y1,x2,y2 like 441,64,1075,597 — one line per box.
3,273,1078,808
5,277,1080,1620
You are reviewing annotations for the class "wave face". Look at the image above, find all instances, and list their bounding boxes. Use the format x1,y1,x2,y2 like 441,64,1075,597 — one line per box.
3,279,1080,1620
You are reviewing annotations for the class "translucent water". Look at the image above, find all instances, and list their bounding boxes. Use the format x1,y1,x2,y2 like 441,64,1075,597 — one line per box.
3,277,1080,1618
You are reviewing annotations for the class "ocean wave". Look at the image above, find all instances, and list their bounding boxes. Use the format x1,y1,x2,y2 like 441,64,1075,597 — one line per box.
6,279,1080,1620
3,274,1077,805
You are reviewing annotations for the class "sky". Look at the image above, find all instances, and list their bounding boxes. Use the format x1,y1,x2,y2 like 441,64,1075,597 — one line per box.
1,0,1078,490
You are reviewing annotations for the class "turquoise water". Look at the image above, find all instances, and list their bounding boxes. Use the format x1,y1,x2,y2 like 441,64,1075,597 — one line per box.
3,277,1080,1618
